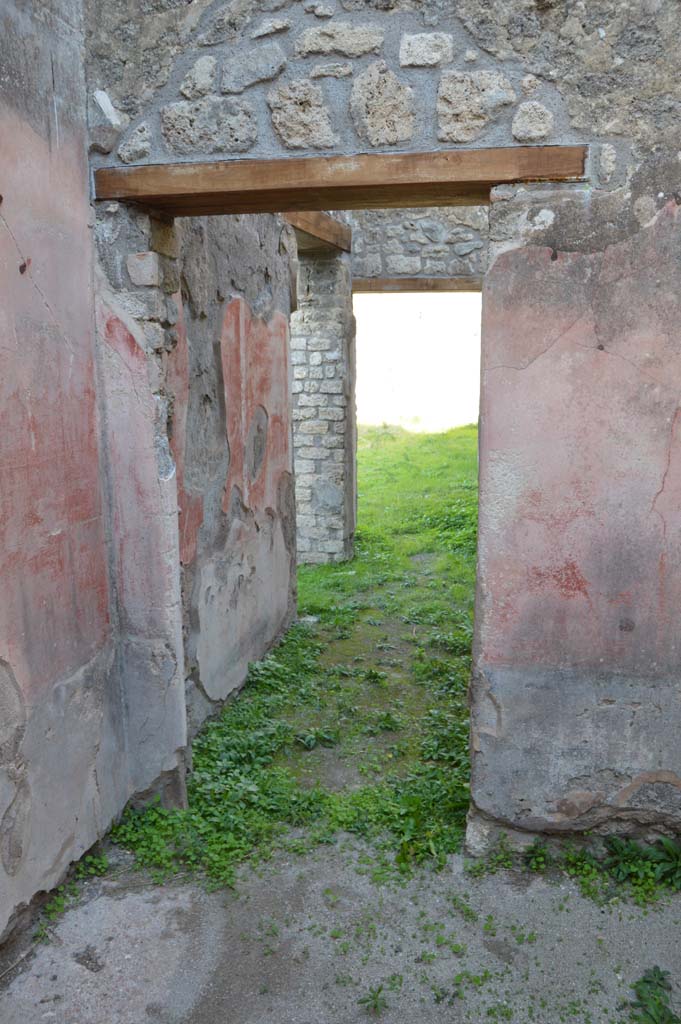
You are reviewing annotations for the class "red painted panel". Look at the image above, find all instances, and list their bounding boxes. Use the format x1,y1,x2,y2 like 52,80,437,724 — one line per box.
220,297,291,515
166,295,204,566
478,202,681,675
0,110,110,698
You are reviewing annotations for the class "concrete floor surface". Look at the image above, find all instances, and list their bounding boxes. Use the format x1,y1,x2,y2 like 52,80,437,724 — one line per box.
1,841,680,1024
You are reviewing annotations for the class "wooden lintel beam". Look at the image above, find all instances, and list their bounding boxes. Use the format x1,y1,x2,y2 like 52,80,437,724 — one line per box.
93,146,587,217
353,277,482,294
282,212,351,254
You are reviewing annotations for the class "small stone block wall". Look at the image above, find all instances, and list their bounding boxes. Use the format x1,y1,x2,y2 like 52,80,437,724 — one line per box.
291,252,357,565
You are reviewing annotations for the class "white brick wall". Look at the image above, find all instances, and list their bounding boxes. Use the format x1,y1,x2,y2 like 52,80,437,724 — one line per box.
290,253,357,564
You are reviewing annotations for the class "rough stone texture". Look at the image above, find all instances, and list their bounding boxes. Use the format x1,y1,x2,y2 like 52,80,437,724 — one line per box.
350,206,489,281
221,42,287,94
268,79,337,149
399,32,454,66
117,122,151,163
511,100,554,142
437,70,515,143
295,22,384,58
473,199,681,838
172,215,298,733
180,56,217,100
291,254,357,565
350,62,415,147
86,0,678,166
310,62,353,79
161,96,257,155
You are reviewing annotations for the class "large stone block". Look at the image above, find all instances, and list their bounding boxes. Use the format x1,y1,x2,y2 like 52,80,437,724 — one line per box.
437,70,515,143
161,96,257,154
350,62,415,147
295,22,384,58
267,79,338,149
221,42,287,93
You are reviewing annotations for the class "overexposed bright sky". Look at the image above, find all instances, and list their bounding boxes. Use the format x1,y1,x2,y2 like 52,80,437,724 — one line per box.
354,292,482,432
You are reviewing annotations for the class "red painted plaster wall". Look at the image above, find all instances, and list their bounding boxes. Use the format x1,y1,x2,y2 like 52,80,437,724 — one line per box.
0,110,110,700
472,203,681,836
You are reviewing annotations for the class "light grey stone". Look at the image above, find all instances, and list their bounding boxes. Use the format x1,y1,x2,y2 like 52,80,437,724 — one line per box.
180,57,217,99
350,62,415,147
251,18,290,38
310,62,353,79
117,122,152,163
295,23,384,58
161,96,257,154
89,89,129,154
437,70,516,143
267,80,338,149
222,42,287,93
511,101,554,142
599,142,618,185
127,252,162,287
304,1,335,15
399,32,454,67
386,254,421,274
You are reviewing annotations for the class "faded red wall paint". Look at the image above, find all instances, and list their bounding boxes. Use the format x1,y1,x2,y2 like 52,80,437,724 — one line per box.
477,203,681,675
166,296,204,566
221,297,291,515
100,307,183,639
0,107,110,698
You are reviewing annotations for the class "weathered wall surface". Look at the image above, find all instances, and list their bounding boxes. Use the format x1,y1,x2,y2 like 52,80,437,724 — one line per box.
350,206,488,283
291,254,357,564
171,215,297,734
0,0,182,942
86,0,585,167
472,195,681,841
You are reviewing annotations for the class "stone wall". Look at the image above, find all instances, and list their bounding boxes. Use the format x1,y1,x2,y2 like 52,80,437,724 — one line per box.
173,216,298,735
470,188,681,847
94,205,299,741
350,206,488,283
86,1,587,168
291,253,357,564
0,0,301,943
0,0,183,944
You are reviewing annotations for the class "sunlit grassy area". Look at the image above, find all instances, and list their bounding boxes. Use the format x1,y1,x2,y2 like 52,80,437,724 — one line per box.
112,425,479,885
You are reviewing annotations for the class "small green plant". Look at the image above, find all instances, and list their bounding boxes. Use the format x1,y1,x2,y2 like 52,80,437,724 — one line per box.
628,967,679,1024
358,984,389,1016
295,727,340,750
523,840,551,873
74,852,109,879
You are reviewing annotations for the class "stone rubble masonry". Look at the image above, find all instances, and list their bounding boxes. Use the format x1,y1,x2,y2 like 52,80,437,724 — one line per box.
290,253,357,565
350,206,489,282
87,0,588,167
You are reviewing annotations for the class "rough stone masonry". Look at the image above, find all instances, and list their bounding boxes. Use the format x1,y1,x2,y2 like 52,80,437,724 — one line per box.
2,0,681,945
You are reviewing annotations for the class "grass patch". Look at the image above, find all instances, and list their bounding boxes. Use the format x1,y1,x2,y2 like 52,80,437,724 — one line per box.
112,425,477,885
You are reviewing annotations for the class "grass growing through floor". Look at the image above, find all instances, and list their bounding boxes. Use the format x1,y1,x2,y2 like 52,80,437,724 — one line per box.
112,425,478,885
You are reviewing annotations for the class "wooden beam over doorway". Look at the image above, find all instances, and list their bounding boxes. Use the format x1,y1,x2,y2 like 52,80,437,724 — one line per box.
353,276,482,294
282,212,351,254
94,146,587,217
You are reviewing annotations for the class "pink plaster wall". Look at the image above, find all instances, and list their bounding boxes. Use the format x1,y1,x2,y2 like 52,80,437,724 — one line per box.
472,203,681,835
0,108,110,701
